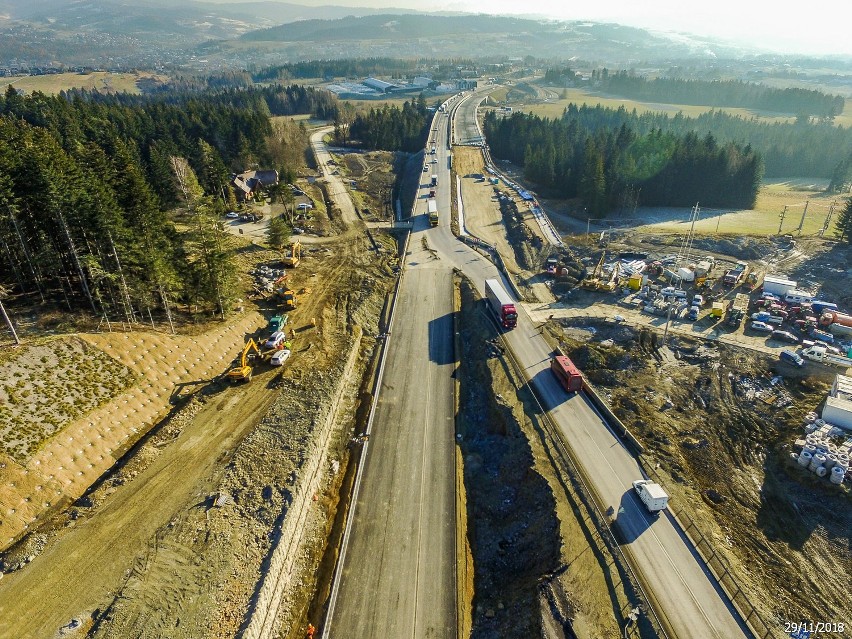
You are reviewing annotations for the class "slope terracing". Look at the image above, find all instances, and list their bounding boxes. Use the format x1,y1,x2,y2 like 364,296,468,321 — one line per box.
0,311,263,550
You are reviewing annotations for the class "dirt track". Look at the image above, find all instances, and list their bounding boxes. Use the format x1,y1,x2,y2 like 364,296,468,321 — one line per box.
0,372,280,638
0,137,400,638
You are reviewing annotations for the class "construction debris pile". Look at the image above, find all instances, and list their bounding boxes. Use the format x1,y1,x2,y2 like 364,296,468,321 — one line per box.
792,416,851,486
732,373,793,408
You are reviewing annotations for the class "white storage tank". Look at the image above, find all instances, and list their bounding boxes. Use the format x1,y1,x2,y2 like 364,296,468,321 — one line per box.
798,451,813,467
816,466,829,477
810,454,826,472
830,466,845,484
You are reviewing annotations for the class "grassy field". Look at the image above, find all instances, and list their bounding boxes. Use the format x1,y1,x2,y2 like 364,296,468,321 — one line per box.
510,86,852,127
0,71,164,95
634,178,841,236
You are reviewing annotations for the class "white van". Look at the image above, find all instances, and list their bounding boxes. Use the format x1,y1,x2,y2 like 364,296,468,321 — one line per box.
784,290,813,305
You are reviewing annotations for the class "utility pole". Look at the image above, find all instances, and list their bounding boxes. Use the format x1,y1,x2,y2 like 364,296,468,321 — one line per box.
796,200,809,235
778,205,787,234
819,201,836,237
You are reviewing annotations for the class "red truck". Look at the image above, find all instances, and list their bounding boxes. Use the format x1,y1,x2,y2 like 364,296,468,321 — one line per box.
551,355,583,392
484,278,517,329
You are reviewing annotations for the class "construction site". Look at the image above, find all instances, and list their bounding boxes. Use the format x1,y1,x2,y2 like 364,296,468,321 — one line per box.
0,139,406,637
0,116,849,639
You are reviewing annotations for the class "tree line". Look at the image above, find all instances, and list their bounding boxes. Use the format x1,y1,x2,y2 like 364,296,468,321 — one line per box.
518,102,851,183
0,83,314,322
483,110,762,214
547,69,845,119
346,95,431,152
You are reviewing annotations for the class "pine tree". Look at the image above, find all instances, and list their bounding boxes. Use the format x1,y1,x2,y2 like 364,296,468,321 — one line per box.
835,198,852,244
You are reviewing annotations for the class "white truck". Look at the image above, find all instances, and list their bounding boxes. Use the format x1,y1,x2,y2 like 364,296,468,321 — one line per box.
632,479,669,513
800,345,852,368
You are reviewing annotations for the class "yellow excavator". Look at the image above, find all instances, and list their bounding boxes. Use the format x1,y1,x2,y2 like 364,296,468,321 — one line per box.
227,339,261,383
581,251,606,290
282,240,302,268
599,261,621,292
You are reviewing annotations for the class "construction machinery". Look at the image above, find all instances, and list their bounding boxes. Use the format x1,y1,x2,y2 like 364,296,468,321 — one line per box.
282,287,310,311
580,252,606,290
227,339,262,383
599,262,621,292
282,240,302,268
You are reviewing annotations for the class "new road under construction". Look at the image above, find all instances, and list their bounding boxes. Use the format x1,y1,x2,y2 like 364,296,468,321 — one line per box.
0,84,848,639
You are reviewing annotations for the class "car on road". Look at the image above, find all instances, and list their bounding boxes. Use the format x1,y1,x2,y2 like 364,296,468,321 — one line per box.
750,320,773,332
423,166,428,172
264,331,287,349
431,158,438,164
779,350,804,367
771,330,799,344
296,202,314,210
270,349,291,366
225,211,239,219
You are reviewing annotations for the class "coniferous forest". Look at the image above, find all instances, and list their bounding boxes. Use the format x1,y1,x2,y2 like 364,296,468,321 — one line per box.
0,84,324,319
484,108,763,213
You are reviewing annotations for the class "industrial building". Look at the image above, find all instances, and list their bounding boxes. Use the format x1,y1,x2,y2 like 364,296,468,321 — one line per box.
822,374,852,431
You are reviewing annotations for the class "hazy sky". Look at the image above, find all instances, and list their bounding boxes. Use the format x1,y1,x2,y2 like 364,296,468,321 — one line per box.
210,0,851,56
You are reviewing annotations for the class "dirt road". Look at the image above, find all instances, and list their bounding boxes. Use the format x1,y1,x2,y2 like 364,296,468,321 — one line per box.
0,374,279,638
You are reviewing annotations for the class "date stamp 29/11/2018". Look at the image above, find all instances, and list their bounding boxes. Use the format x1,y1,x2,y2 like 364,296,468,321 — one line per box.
785,621,845,637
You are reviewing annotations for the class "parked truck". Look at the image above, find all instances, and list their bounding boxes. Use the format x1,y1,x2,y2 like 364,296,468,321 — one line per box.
800,345,852,367
632,479,669,513
727,293,750,327
427,199,438,226
723,261,750,287
484,278,518,329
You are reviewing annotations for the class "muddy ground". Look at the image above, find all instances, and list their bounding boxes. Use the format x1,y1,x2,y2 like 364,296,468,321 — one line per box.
550,318,851,633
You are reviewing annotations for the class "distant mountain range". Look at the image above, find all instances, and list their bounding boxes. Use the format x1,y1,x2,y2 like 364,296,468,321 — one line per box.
0,0,808,70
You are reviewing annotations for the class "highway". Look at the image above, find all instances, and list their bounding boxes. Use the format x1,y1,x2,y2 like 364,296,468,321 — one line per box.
325,89,750,638
323,127,458,634
437,89,749,638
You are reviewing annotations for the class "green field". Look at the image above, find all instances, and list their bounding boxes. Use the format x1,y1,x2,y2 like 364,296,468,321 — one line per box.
0,71,164,95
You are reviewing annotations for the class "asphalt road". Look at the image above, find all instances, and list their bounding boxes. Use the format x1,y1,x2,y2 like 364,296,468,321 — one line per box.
431,90,749,639
324,110,459,637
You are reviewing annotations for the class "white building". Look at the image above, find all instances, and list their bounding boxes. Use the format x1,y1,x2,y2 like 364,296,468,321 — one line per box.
822,374,852,430
831,374,852,402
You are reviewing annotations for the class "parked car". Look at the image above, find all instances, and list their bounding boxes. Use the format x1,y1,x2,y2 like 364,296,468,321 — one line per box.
270,349,291,366
750,321,773,332
687,306,700,321
771,330,800,344
423,166,428,172
692,294,704,307
296,202,314,210
225,211,239,219
779,350,804,367
264,331,287,349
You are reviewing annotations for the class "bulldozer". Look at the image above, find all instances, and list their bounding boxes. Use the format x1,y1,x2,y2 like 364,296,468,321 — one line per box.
282,240,302,268
282,287,310,311
227,339,262,383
